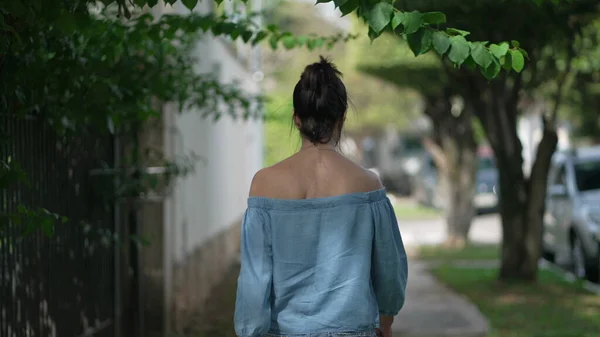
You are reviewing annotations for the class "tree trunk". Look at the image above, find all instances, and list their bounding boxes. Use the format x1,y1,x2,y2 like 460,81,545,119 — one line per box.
443,133,477,249
466,74,558,281
496,153,530,279
496,124,557,280
423,92,477,248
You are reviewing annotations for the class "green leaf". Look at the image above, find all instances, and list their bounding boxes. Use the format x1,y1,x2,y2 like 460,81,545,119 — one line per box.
391,13,403,30
511,40,520,48
296,35,308,46
220,22,235,35
400,11,422,35
510,49,525,72
17,204,27,214
406,28,433,56
421,11,446,25
448,35,470,66
446,28,470,37
147,0,159,7
364,2,394,34
182,0,197,10
241,30,254,43
338,0,359,16
314,38,324,49
211,22,222,35
501,53,512,71
432,31,450,55
368,26,382,42
229,27,241,40
463,56,477,71
41,219,55,237
470,42,493,69
282,36,296,50
269,35,279,50
252,31,268,46
518,47,530,59
317,0,333,3
482,59,501,80
489,42,509,58
197,16,212,31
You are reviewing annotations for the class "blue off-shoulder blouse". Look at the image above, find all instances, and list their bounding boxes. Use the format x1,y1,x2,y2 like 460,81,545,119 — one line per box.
234,188,408,337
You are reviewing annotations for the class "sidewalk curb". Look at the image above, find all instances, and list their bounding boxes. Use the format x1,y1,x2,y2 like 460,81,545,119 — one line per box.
538,259,600,295
421,258,600,295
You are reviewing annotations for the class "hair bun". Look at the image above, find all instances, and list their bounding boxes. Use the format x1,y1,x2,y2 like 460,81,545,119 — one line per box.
317,55,334,70
292,56,348,145
300,56,342,96
312,55,341,77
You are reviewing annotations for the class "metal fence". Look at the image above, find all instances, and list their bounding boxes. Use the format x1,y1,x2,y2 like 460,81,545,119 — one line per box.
1,114,117,337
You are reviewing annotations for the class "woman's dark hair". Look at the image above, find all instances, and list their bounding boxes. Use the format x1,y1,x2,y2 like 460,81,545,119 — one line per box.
293,56,348,145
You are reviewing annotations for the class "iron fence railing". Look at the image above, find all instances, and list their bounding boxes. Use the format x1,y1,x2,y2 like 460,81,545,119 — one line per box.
1,115,117,337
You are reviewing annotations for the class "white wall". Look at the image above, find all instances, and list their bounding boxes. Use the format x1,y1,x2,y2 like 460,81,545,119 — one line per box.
158,0,264,265
518,113,571,177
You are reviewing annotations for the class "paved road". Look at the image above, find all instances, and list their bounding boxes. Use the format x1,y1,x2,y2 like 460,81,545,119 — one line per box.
399,213,502,247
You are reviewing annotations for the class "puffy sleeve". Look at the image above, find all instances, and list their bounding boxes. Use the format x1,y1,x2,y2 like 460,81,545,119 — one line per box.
234,207,273,337
370,198,408,316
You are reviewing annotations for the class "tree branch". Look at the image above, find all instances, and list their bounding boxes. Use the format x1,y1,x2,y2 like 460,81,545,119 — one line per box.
423,136,448,172
509,73,523,114
549,40,576,128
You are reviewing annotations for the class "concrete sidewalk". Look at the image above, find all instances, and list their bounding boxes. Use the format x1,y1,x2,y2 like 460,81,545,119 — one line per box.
392,261,489,337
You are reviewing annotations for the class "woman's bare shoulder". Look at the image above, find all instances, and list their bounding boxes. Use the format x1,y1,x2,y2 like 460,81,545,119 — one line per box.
248,161,295,198
352,165,385,192
249,156,383,198
249,167,275,198
329,157,384,193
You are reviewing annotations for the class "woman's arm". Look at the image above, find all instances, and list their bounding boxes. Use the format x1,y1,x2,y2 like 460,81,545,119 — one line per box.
379,316,394,337
371,198,408,333
234,208,273,337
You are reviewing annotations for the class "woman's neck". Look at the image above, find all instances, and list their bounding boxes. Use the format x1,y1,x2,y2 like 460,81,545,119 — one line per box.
299,138,338,151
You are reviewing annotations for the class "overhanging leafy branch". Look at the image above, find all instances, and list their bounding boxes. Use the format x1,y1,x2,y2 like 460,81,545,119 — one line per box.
311,0,528,79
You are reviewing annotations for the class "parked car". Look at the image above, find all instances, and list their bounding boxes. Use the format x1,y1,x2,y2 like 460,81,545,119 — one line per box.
413,149,499,212
474,154,499,212
542,146,600,283
412,153,443,208
375,131,427,196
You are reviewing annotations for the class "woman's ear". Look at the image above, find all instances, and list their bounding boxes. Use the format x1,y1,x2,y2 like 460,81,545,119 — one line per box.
293,113,301,129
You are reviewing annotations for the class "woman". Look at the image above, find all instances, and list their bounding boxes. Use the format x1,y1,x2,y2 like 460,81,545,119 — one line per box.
234,56,408,337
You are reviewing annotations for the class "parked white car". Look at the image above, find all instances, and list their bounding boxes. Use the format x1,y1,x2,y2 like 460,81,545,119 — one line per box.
413,149,498,213
542,146,600,283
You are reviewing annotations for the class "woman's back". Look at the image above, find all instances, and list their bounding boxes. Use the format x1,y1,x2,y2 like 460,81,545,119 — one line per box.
233,57,408,337
250,149,382,200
